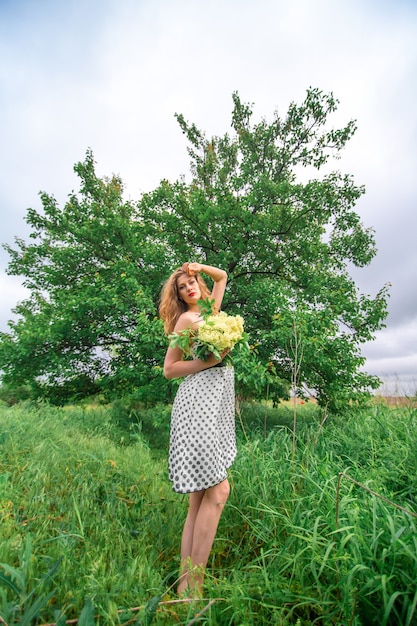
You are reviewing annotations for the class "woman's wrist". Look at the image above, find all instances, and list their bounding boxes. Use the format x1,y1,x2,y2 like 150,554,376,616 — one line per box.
199,264,227,283
183,262,226,283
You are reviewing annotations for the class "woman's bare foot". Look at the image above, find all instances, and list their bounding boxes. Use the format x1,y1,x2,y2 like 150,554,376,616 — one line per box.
177,566,204,598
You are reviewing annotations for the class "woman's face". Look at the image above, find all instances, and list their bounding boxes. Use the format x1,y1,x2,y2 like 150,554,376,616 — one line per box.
177,272,202,307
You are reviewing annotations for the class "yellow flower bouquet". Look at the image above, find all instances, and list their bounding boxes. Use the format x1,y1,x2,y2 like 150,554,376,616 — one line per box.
169,298,247,361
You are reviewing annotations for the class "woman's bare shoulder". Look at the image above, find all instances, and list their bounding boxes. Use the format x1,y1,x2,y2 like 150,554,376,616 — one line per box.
174,311,199,332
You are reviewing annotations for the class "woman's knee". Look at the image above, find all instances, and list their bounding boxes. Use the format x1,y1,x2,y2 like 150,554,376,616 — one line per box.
209,479,230,505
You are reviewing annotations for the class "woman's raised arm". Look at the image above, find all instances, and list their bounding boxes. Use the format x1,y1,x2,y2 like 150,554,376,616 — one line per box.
182,262,227,312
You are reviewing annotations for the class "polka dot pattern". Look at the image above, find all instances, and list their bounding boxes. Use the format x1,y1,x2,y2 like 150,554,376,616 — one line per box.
169,366,236,494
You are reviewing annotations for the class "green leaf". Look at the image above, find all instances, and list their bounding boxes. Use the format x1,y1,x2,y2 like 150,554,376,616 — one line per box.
77,597,95,626
19,590,56,626
196,297,215,320
0,563,25,592
141,595,162,625
0,569,21,595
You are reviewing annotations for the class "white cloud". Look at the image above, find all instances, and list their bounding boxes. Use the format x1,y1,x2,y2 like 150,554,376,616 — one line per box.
361,317,417,394
0,275,29,327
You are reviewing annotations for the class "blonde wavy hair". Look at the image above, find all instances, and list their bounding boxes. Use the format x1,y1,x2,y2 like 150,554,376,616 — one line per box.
159,268,211,335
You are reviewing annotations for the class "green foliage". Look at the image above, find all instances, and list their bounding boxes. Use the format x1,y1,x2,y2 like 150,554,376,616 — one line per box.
0,88,389,408
0,151,172,404
0,536,61,625
109,398,172,451
0,383,32,406
1,401,416,624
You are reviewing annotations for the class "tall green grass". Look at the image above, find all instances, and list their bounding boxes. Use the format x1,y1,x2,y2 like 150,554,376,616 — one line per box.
0,402,180,624
0,400,416,624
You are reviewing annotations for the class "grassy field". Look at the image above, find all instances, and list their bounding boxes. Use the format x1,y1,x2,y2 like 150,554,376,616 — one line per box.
0,399,416,625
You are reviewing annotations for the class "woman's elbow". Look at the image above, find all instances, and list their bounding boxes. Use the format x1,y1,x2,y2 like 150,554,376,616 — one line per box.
164,364,174,379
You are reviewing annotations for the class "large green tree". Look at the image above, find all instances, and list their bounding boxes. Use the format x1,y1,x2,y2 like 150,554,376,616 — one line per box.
140,88,389,408
0,156,171,403
0,89,389,408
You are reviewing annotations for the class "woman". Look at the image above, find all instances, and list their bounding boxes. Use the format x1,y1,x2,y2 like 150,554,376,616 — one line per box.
159,262,236,596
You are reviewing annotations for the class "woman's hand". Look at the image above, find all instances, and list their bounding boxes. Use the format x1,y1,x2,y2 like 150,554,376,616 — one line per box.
182,262,202,275
205,348,230,368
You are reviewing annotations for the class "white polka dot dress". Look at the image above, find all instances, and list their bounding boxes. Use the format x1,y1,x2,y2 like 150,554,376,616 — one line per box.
169,366,236,494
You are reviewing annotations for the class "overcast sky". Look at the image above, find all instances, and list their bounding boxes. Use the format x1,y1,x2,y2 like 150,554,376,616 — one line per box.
1,0,416,394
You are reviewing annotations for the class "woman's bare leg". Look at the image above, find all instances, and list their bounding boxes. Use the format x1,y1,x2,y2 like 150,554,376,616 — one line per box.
177,479,230,595
177,490,205,594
